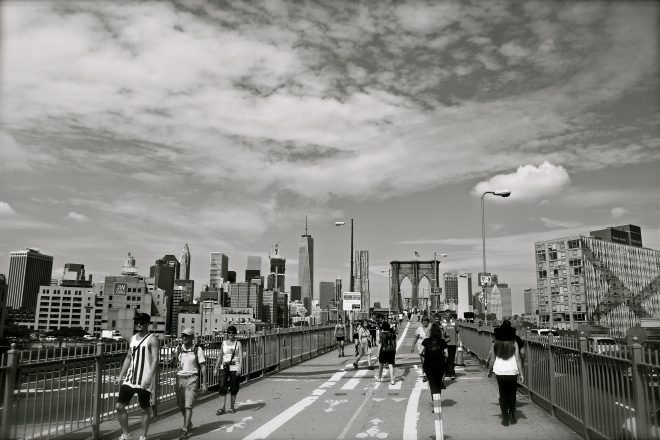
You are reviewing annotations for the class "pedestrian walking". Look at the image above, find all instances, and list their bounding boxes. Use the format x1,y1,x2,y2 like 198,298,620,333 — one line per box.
443,312,459,380
352,320,373,370
114,313,159,440
375,322,397,384
411,316,431,381
334,317,346,357
215,325,242,415
486,323,524,426
421,322,449,397
175,328,207,439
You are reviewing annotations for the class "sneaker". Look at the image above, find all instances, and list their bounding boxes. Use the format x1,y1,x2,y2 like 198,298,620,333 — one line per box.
179,429,189,440
119,435,132,440
450,375,456,380
353,362,358,369
501,418,510,427
139,436,147,440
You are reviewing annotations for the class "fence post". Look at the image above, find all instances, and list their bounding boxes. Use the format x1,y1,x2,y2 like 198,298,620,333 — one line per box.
578,333,591,440
261,334,266,377
1,343,17,440
91,342,104,440
631,337,649,438
524,329,531,399
276,328,281,371
548,333,556,417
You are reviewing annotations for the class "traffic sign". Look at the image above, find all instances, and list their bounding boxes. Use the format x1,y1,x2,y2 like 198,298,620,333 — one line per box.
478,273,492,287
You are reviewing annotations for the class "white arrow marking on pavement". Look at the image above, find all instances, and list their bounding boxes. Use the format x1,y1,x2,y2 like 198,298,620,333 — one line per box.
215,416,253,433
323,399,348,412
387,381,402,390
391,398,406,403
370,418,383,424
372,398,386,402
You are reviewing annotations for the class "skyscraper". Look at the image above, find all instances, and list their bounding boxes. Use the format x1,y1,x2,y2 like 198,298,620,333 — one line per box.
7,248,53,310
0,274,8,338
319,281,335,309
335,277,343,312
245,256,262,284
180,244,191,281
298,219,314,311
290,285,301,302
268,245,286,291
210,252,228,289
354,250,369,311
524,288,539,316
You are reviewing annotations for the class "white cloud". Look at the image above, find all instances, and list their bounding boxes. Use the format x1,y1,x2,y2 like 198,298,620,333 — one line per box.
539,217,583,229
472,162,571,202
66,212,88,222
0,202,16,216
611,207,628,219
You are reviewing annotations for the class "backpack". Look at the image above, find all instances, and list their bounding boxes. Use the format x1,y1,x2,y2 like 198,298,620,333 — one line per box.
381,331,396,354
177,343,204,374
424,338,445,363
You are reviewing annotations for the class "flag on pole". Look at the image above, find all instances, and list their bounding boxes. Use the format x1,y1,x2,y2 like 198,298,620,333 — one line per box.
414,251,420,257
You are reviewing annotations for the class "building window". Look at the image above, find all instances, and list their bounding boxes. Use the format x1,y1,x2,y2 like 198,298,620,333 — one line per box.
538,270,547,279
182,318,185,323
573,267,582,275
569,258,582,267
568,239,580,249
536,249,546,262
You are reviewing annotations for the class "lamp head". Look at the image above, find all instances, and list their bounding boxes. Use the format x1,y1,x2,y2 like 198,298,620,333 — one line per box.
334,221,346,226
494,190,511,197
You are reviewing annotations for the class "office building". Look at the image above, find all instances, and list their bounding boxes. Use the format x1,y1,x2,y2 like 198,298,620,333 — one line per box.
457,273,472,319
277,292,289,327
180,244,191,281
535,232,660,337
104,275,166,338
0,274,7,338
229,282,263,321
121,252,139,276
354,250,370,311
262,290,279,324
61,263,92,287
298,221,314,311
227,271,236,284
319,281,335,309
245,256,262,284
268,246,286,291
590,224,642,248
290,285,301,302
443,272,473,307
173,279,195,333
524,288,539,316
7,248,53,310
210,252,229,289
150,256,177,333
335,277,343,312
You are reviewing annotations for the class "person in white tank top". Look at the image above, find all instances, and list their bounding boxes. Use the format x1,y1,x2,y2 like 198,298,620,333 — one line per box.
114,313,160,440
486,323,524,427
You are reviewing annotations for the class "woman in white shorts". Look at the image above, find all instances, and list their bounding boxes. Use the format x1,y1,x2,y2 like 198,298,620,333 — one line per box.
411,316,431,380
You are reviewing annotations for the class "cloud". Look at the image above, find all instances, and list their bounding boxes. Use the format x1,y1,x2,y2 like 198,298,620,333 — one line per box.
472,162,571,202
66,212,89,222
0,202,17,216
539,217,583,229
611,207,628,219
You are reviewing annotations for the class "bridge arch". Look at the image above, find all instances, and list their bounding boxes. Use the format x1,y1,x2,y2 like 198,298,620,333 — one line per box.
389,260,440,312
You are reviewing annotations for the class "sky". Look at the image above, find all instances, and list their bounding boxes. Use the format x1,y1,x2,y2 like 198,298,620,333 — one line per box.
1,1,658,315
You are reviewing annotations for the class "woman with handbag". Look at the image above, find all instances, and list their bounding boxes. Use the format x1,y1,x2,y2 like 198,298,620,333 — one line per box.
215,325,242,415
486,324,524,426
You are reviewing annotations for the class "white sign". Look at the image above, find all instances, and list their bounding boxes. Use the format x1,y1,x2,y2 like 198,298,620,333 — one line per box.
479,273,492,286
343,291,361,311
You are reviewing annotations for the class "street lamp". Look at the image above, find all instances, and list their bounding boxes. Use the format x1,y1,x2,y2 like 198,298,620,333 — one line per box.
335,219,354,334
480,190,511,320
381,269,391,318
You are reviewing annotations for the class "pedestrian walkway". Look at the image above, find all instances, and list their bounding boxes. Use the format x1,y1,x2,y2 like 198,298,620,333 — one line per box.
82,319,581,440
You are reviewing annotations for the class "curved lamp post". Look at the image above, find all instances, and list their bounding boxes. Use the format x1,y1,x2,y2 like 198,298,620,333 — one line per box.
335,219,354,333
481,190,511,320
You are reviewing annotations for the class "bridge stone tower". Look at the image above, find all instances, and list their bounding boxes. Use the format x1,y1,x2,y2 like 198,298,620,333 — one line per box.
389,260,439,312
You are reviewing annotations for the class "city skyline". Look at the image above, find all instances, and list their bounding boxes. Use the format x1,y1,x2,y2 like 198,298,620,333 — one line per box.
1,2,658,315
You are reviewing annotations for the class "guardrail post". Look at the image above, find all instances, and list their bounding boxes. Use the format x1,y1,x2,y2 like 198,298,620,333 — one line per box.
91,342,104,440
261,334,266,377
548,333,556,417
631,337,649,438
578,333,591,440
246,333,252,382
1,343,17,440
276,328,281,371
524,329,531,399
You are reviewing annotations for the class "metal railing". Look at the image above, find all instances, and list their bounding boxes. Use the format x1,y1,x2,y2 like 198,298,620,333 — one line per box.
0,324,336,440
459,323,660,439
